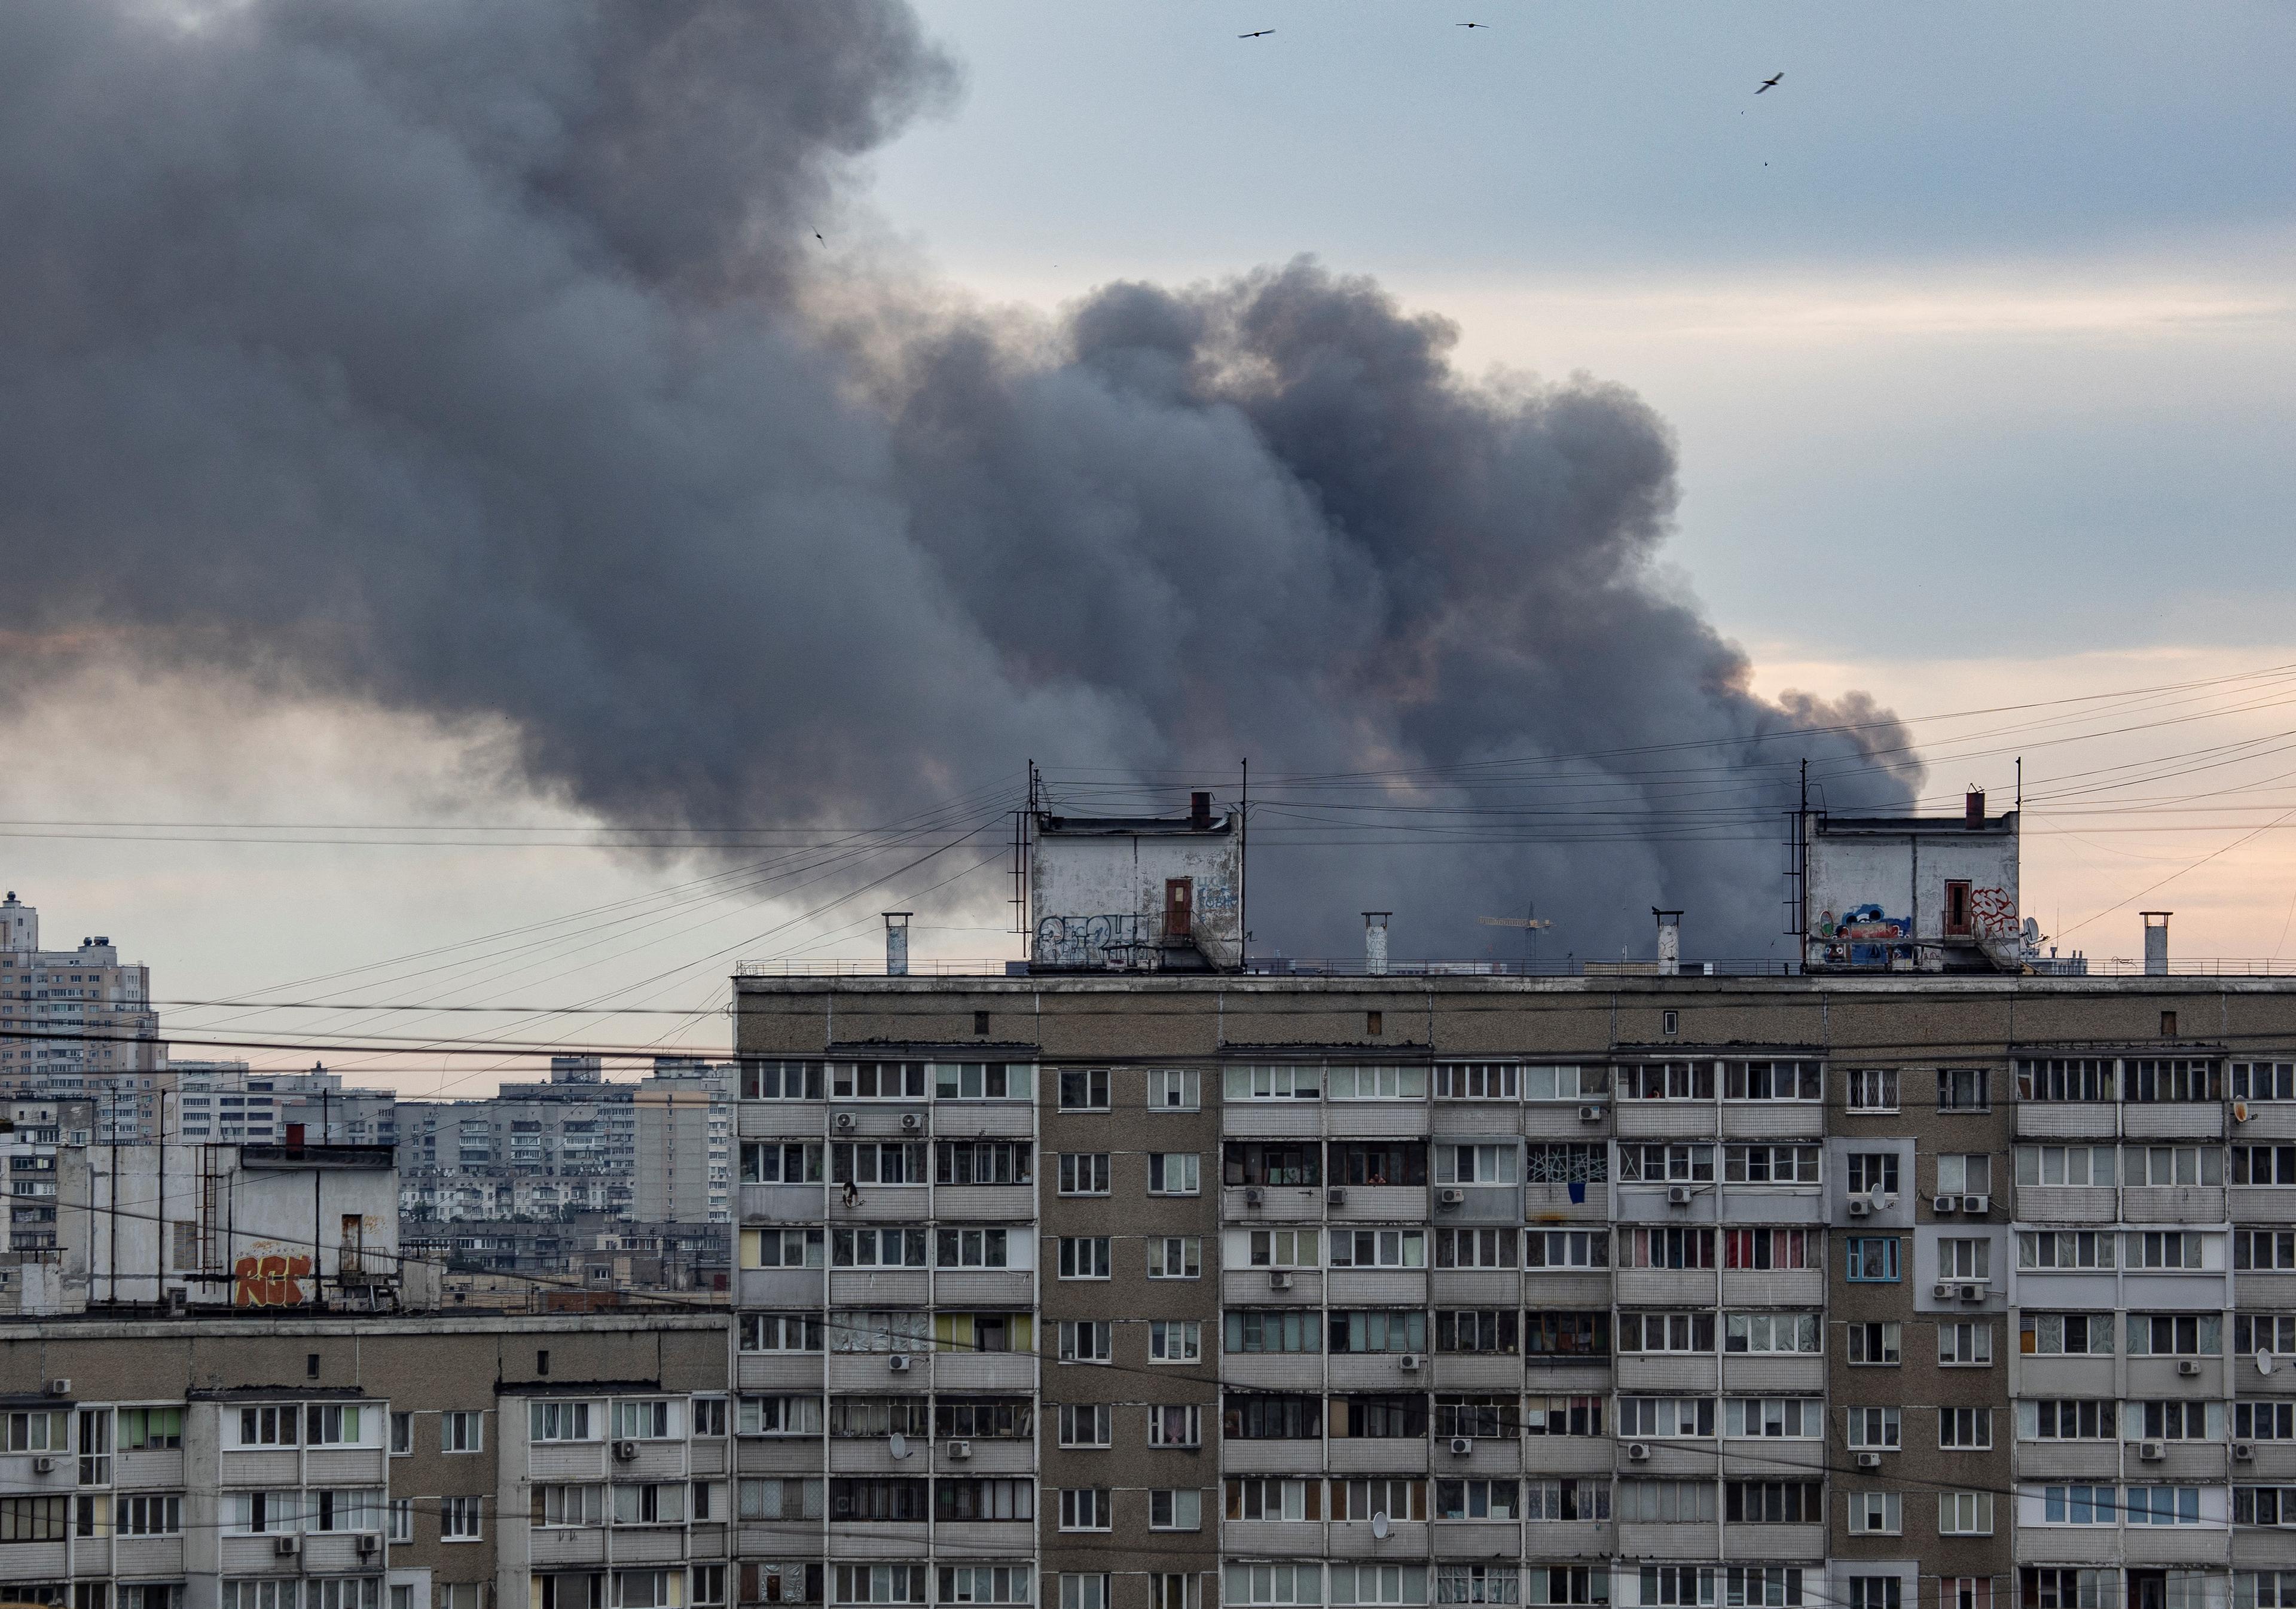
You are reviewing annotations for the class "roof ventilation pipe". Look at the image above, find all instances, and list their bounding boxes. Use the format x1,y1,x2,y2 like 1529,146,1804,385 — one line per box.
2142,911,2170,977
1965,789,1985,829
1363,912,1391,977
1189,790,1212,829
1653,909,1682,977
884,912,912,978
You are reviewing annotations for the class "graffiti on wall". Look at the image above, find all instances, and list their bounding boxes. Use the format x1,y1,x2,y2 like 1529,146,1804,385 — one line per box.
1968,886,2016,939
1813,903,1912,968
234,1247,313,1308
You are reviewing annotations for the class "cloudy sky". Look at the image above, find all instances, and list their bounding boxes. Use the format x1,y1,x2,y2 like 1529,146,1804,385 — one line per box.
5,1,2293,1091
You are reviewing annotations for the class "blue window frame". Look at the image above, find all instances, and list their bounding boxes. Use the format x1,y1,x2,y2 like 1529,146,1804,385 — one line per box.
1846,1237,1900,1282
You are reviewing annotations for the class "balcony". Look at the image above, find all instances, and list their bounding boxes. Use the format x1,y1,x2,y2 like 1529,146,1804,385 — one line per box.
1718,1355,1824,1395
1432,1520,1522,1556
2126,1104,2224,1141
1224,1104,1325,1139
2016,1184,2116,1225
1222,1440,1324,1476
2229,1187,2296,1225
1223,1354,1328,1393
1224,1268,1321,1306
1722,1106,1822,1140
831,1185,927,1224
1721,1269,1824,1306
1327,1269,1428,1305
933,1270,1033,1306
1332,1185,1431,1221
1618,1520,1717,1559
2122,1184,2225,1221
825,1523,929,1558
1223,1518,1325,1555
1614,1355,1718,1393
932,1351,1033,1393
1431,1354,1522,1393
1329,1517,1430,1556
1224,1185,1321,1223
1616,1269,1718,1307
1616,1104,1718,1141
739,1103,826,1138
1330,1437,1427,1474
1518,1518,1613,1559
1521,1438,1613,1479
1432,1271,1522,1306
827,1270,927,1306
2017,1105,2118,1141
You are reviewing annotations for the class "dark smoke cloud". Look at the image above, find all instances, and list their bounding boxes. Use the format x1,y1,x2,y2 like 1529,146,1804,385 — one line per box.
0,0,1919,960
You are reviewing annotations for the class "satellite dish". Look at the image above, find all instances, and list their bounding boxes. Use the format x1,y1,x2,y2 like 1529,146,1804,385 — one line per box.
889,1433,910,1459
1372,1511,1391,1540
2261,1350,2278,1378
2234,1100,2252,1123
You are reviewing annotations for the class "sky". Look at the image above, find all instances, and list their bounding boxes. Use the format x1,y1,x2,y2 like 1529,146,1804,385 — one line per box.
4,1,2294,1092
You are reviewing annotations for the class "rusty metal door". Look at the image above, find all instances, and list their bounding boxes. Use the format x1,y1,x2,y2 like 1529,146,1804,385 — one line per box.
1165,878,1192,940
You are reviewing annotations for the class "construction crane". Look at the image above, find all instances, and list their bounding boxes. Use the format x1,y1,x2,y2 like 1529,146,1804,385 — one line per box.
1478,907,1555,970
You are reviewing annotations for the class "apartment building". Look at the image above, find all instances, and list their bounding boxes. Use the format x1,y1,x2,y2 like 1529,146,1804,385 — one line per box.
170,1064,281,1145
0,893,167,1143
0,1309,729,1608
722,795,2296,1609
634,1062,734,1226
398,1066,638,1224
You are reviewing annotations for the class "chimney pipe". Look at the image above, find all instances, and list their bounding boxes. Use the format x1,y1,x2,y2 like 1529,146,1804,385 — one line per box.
1653,909,1683,977
1965,789,1984,830
2142,911,2170,977
1189,790,1211,829
1363,912,1390,977
884,912,912,978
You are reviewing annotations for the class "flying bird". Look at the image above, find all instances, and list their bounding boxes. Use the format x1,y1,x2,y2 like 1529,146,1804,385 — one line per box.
1458,21,1489,26
814,233,825,244
1239,29,1273,38
1756,72,1783,93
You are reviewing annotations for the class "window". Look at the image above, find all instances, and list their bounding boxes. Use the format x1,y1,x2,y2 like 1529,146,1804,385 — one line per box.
1331,1141,1428,1186
933,1479,1033,1522
112,1494,181,1536
1940,1407,1993,1449
1336,1394,1428,1437
1058,1154,1110,1195
1525,1310,1610,1358
2019,1058,2113,1101
1723,1228,1810,1269
0,1495,69,1541
830,1397,928,1439
1724,1481,1822,1522
1439,1396,1517,1440
2239,1314,2296,1355
1724,1060,1820,1100
1617,1397,1715,1438
1226,1142,1321,1187
1437,1479,1526,1520
1149,1153,1200,1195
936,1140,1033,1184
1332,1478,1427,1522
1938,1153,1993,1193
1441,1227,1523,1268
1057,1237,1111,1279
1726,1312,1819,1354
1728,1146,1821,1184
1335,1565,1430,1607
2237,1488,2296,1526
120,1406,182,1451
830,1478,929,1521
742,1313,825,1352
835,1566,928,1605
615,1482,688,1525
1847,1321,1901,1364
1846,1153,1898,1195
1436,1144,1519,1184
935,1061,1018,1100
1848,1492,1901,1535
2239,1402,2296,1440
1620,1061,1714,1100
2127,1059,2221,1102
1439,1567,1520,1606
1524,1143,1608,1183
1846,1237,1899,1281
1846,1406,1901,1450
744,1227,825,1268
933,1399,1031,1440
1617,1312,1715,1353
1434,1311,1515,1354
1327,1064,1427,1100
737,1477,825,1520
1150,1488,1202,1530
935,1312,1028,1354
1147,1236,1202,1278
694,1566,729,1608
1616,1482,1717,1523
834,1060,926,1099
1147,1068,1201,1110
941,1569,1031,1607
1057,1068,1110,1111
742,1141,823,1183
2022,1313,2114,1355
1150,1320,1202,1362
391,1495,417,1540
232,1405,299,1447
1523,1229,1603,1269
1939,1067,1989,1110
2024,1400,2117,1439
2041,1485,2120,1525
2140,1400,2220,1440
1521,1395,1602,1437
1222,1394,1324,1441
2018,1145,2117,1186
1149,1405,1203,1448
441,1495,483,1540
739,1396,824,1436
2126,1486,2205,1525
1850,1582,1901,1609
2020,1231,2114,1269
1440,1063,1519,1099
1057,1404,1111,1448
2127,1231,2208,1270
2129,1314,2221,1356
1058,1488,1112,1531
1619,1143,1713,1183
1226,1566,1320,1607
530,1400,596,1442
2235,1063,2296,1101
1940,1491,1995,1535
1330,1229,1425,1268
1227,1476,1320,1521
934,1227,1014,1268
742,1060,825,1100
1725,1399,1819,1439
1940,1238,1992,1280
1329,1310,1429,1354
1620,1227,1715,1269
2239,1231,2296,1270
832,1309,930,1354
1846,1068,1900,1112
1523,1570,1603,1609
1225,1064,1321,1101
1226,1310,1321,1354
615,1400,676,1440
1940,1322,1993,1366
1058,1321,1112,1363
832,1228,927,1268
2132,1146,2225,1186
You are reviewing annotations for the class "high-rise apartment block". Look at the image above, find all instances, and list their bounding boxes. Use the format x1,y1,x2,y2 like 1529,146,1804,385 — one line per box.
0,891,166,1142
722,795,2296,1609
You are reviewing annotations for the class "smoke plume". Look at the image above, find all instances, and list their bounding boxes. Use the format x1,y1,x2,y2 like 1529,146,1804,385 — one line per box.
0,0,1919,961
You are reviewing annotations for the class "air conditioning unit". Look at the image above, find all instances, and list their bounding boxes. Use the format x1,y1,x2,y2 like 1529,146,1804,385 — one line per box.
2235,1442,2257,1461
44,1378,69,1397
1961,1195,1990,1215
1665,1186,1692,1207
357,1532,381,1556
1959,1283,1986,1302
1328,1188,1348,1207
2139,1442,2165,1462
1932,1282,1956,1299
1438,1189,1465,1207
947,1440,973,1461
2177,1360,2202,1377
1448,1437,1474,1455
833,1113,855,1131
1244,1187,1263,1207
1847,1197,1871,1218
274,1534,301,1557
888,1354,912,1373
1855,1452,1882,1470
832,1495,854,1518
32,1456,54,1474
612,1439,640,1461
1578,1105,1604,1122
1399,1354,1424,1372
1269,1271,1293,1291
1932,1195,1958,1214
1626,1442,1651,1462
900,1113,921,1133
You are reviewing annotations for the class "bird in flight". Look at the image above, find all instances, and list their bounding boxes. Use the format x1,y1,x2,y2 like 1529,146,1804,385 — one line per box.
1755,72,1783,93
1239,29,1273,38
1458,20,1489,26
814,233,825,244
